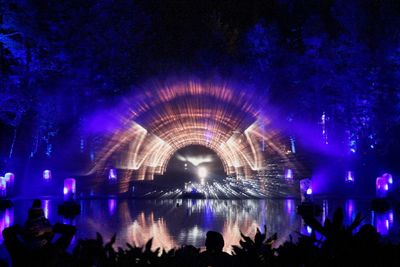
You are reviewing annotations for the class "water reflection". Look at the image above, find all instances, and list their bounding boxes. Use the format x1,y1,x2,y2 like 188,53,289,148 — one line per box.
44,199,50,219
2,198,398,254
322,200,329,225
108,199,117,215
373,210,394,236
74,199,302,251
345,199,357,225
0,208,14,242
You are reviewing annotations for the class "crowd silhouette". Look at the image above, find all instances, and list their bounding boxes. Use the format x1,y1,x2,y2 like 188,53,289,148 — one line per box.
1,200,400,266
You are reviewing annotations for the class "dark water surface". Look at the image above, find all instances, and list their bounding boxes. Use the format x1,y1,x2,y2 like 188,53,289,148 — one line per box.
0,197,398,259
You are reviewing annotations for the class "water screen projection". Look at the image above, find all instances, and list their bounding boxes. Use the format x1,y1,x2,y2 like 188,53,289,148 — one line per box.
87,80,301,196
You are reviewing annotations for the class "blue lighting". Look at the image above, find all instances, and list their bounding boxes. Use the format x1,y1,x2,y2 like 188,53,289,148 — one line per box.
374,210,394,236
300,178,312,202
290,137,296,153
346,171,354,183
43,170,52,180
63,178,76,200
376,175,391,197
108,199,117,215
349,138,357,153
285,168,293,180
109,168,117,180
44,199,50,218
0,177,6,197
0,209,14,242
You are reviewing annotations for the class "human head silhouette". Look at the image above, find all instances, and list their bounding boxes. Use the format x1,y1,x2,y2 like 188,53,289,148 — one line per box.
32,199,42,208
28,199,44,219
205,231,224,252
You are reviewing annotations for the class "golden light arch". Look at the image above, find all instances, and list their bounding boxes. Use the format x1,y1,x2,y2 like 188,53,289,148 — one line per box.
92,80,274,190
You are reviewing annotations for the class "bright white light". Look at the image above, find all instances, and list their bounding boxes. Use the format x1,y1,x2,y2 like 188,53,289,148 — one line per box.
187,156,213,166
306,188,312,195
177,154,213,166
198,166,208,179
43,170,51,180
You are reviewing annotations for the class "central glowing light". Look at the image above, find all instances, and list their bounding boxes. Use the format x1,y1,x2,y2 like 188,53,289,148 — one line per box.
178,155,213,166
198,166,208,179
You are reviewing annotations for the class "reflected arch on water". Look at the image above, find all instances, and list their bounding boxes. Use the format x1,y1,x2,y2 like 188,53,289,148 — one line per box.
2,197,396,256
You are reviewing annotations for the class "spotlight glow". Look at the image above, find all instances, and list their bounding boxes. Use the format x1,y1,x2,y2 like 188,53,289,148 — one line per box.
198,167,208,179
64,178,76,199
285,169,293,180
0,177,6,197
346,171,354,183
300,178,312,202
109,168,117,180
43,170,52,180
185,156,213,166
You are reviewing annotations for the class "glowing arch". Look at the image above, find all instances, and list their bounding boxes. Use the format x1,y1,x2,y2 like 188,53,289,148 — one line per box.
93,81,270,185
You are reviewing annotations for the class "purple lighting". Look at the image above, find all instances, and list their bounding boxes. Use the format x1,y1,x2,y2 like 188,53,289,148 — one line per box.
44,199,50,218
64,178,76,200
345,200,355,221
376,174,390,198
346,171,354,183
109,168,117,180
300,221,313,236
285,199,294,214
374,210,394,236
300,178,312,202
4,172,14,184
4,173,14,194
0,177,6,197
285,169,293,180
382,173,393,186
43,170,52,181
108,199,117,215
0,209,14,242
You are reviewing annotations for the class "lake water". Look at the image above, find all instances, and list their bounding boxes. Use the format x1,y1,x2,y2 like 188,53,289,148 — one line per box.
0,197,398,260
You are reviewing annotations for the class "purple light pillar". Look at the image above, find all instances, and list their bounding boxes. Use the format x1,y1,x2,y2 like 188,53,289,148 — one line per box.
43,170,52,181
376,176,389,198
64,178,76,200
108,199,117,215
4,173,14,196
374,210,394,236
382,173,393,190
345,171,354,183
0,208,14,242
0,176,6,197
285,169,293,180
109,168,117,184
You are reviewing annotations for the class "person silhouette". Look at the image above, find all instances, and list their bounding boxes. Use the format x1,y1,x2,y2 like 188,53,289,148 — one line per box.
23,199,54,249
197,231,232,267
3,199,76,266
